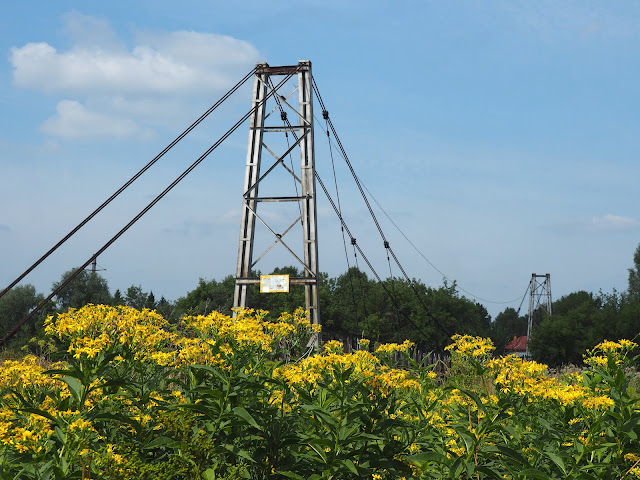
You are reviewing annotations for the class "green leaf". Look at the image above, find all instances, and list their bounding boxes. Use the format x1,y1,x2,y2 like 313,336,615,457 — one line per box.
60,376,83,403
483,444,529,466
406,452,448,465
449,455,465,479
145,436,175,449
518,468,551,479
222,443,256,463
232,406,262,431
18,406,56,422
342,459,358,474
545,452,567,475
474,466,503,479
275,472,305,480
202,468,216,480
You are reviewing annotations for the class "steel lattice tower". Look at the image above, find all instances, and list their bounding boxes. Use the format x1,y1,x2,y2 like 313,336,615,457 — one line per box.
233,61,320,341
526,273,552,355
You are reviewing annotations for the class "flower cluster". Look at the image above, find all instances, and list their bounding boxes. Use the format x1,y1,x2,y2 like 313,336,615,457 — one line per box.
445,334,495,358
1,306,638,479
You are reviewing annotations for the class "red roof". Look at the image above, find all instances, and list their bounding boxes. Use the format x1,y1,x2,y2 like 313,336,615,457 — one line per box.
505,336,527,352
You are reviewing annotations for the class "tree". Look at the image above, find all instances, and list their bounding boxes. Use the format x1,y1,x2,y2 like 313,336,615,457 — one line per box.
528,291,618,366
490,307,527,355
53,270,112,311
174,276,235,317
113,289,124,305
125,285,148,310
628,243,640,302
0,284,53,345
155,296,175,321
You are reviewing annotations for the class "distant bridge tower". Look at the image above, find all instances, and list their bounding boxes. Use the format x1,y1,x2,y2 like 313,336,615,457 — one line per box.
526,273,552,355
233,61,320,338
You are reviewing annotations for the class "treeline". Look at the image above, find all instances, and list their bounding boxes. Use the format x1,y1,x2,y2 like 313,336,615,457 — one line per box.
2,244,640,366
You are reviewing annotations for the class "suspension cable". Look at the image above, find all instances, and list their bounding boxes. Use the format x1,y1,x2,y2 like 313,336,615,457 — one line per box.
315,170,449,344
313,80,451,340
0,66,258,302
269,79,302,217
360,181,524,305
0,72,294,345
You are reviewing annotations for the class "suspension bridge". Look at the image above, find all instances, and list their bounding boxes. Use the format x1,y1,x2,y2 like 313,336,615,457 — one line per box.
0,61,542,347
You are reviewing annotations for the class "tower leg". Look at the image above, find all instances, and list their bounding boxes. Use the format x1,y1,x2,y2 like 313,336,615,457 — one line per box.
232,62,321,347
233,65,268,314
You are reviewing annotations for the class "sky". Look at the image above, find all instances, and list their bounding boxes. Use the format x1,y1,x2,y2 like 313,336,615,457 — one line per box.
1,1,639,320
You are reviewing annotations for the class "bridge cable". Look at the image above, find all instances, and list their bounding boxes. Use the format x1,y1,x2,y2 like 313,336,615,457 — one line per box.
360,181,525,306
320,107,361,334
0,66,258,303
312,79,525,309
269,79,303,218
269,78,363,333
0,72,295,345
312,80,451,341
314,171,449,345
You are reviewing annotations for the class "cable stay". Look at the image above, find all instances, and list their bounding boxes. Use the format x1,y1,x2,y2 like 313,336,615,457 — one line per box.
313,78,524,310
0,71,295,345
0,66,258,303
314,170,450,345
312,80,451,343
360,181,524,306
515,283,531,316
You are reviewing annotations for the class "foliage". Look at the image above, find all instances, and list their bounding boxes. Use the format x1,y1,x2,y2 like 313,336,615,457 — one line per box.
53,270,113,311
489,307,527,356
1,305,639,479
0,284,51,347
629,243,640,303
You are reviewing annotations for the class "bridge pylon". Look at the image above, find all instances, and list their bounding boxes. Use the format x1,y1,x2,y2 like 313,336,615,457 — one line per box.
233,61,320,341
526,273,552,355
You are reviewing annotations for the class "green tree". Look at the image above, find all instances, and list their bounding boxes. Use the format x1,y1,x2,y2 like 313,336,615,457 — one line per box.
529,291,619,366
124,285,148,310
0,284,50,343
53,270,112,312
155,295,175,320
628,243,640,302
490,307,527,355
174,276,235,317
113,289,124,305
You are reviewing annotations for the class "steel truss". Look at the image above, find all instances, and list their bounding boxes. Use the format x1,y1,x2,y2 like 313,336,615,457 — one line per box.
233,61,320,342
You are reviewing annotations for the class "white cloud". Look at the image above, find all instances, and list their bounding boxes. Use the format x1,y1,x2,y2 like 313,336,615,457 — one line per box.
10,36,258,96
9,14,261,140
591,214,638,231
40,100,154,140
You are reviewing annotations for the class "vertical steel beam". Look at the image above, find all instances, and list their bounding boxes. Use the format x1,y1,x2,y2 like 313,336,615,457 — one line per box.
526,273,552,356
233,65,268,312
298,61,321,338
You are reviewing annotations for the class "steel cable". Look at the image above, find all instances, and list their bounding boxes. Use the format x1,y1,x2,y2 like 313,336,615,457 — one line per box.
0,72,294,345
0,67,258,302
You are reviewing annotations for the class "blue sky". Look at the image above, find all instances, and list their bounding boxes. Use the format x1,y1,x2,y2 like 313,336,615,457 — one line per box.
1,1,639,319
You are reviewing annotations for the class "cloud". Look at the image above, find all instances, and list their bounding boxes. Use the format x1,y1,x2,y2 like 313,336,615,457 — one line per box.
40,100,155,140
591,214,638,232
9,13,261,140
10,33,260,96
